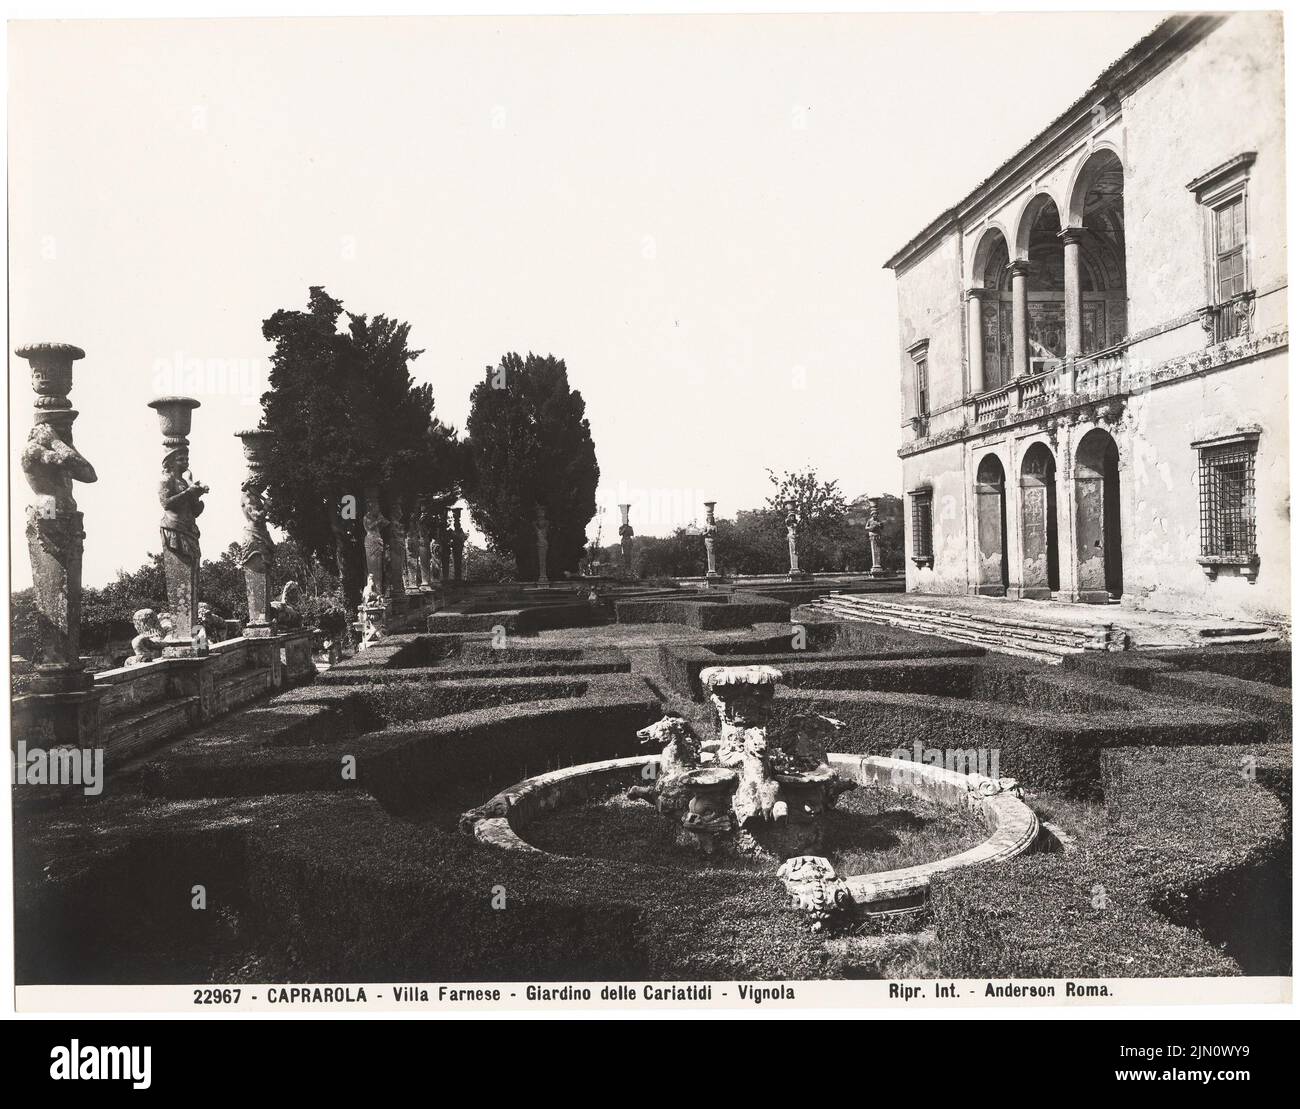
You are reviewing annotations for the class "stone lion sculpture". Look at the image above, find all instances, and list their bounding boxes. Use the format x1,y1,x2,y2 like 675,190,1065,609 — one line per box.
125,608,167,666
270,580,303,629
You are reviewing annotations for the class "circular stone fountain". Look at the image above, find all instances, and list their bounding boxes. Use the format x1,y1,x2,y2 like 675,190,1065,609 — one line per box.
458,666,1040,930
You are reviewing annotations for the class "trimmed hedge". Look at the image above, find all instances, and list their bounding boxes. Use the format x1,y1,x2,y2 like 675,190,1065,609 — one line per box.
1062,641,1291,689
775,682,1265,800
319,633,629,685
1148,670,1291,742
930,743,1291,977
136,675,660,803
657,634,984,701
614,594,791,629
16,788,831,983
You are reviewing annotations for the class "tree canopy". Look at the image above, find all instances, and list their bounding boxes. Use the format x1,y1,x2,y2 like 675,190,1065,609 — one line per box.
259,286,464,603
464,353,599,579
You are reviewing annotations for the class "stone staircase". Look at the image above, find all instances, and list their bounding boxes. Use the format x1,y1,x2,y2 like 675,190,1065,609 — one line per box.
808,592,1279,664
807,594,1125,663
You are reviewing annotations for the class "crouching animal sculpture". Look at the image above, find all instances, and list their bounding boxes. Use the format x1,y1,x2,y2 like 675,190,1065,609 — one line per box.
628,715,738,854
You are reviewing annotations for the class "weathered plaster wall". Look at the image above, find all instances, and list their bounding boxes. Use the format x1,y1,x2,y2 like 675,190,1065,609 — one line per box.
894,227,965,433
1120,349,1289,622
1123,12,1287,334
903,441,968,594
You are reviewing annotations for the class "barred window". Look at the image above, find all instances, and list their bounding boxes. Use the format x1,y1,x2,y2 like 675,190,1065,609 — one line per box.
1198,439,1257,558
910,490,934,566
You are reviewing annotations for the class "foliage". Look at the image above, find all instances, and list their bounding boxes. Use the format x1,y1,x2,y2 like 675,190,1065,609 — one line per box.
458,543,514,583
464,353,599,580
259,286,464,605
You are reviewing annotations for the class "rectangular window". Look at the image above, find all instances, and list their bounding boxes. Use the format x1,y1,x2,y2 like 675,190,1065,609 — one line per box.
1198,439,1257,558
915,357,929,418
910,490,934,567
1214,194,1247,303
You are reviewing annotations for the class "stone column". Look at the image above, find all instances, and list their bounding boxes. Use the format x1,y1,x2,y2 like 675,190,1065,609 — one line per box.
451,508,466,581
149,396,207,650
703,501,722,585
618,503,634,577
1009,259,1031,380
16,343,98,701
234,429,276,636
966,289,986,393
1060,227,1085,393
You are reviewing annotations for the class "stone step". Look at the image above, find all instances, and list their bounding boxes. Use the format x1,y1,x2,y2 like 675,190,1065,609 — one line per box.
811,599,1073,664
817,595,1096,650
824,593,1103,644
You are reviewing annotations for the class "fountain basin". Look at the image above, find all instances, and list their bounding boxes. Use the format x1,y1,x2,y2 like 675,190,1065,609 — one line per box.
460,751,1040,915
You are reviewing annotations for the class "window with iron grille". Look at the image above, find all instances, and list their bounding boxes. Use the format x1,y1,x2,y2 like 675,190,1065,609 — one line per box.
910,490,934,567
1198,439,1257,558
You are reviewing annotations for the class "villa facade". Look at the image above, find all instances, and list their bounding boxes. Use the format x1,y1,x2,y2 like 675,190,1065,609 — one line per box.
886,12,1289,624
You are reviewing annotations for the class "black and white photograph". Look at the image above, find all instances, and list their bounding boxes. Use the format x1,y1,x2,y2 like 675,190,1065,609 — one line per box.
4,1,1295,1045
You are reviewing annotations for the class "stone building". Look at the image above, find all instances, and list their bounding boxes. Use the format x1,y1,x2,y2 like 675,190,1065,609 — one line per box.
886,12,1288,624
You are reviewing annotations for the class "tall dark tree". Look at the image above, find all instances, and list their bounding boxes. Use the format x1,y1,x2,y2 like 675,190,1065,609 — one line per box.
464,353,599,579
259,287,462,605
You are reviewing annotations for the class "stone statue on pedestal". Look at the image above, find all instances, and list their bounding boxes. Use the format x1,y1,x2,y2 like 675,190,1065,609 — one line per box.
16,341,102,741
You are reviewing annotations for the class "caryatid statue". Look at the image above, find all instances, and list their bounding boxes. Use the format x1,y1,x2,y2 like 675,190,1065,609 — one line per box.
415,499,435,589
451,507,467,581
703,500,721,583
404,501,424,590
17,343,98,691
149,396,208,643
362,487,388,593
434,508,451,584
386,494,409,606
235,429,276,634
866,499,887,578
618,504,634,577
534,504,550,585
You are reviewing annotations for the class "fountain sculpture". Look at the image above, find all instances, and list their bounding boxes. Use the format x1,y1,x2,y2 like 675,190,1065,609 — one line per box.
631,666,856,860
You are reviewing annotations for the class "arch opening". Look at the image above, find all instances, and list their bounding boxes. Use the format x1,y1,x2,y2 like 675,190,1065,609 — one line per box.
1069,150,1128,353
1074,429,1123,602
975,454,1010,595
1019,444,1060,597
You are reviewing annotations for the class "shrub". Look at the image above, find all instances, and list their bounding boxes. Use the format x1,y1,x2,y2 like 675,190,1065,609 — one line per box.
930,744,1291,977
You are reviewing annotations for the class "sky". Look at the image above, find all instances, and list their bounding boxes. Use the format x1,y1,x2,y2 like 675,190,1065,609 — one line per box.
8,11,1167,589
